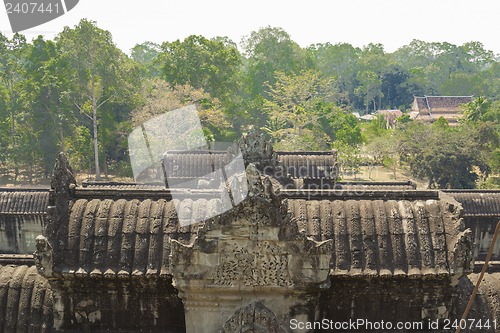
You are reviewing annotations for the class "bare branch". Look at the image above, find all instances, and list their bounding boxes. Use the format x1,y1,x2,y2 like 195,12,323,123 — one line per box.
96,95,113,111
70,97,92,120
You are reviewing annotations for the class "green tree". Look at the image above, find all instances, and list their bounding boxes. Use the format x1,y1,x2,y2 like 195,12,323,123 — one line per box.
355,70,383,113
241,27,309,91
461,96,491,123
159,35,241,104
0,33,29,180
307,42,360,104
64,126,93,172
131,41,161,78
56,19,135,180
263,70,335,147
362,114,388,141
400,123,489,188
23,36,78,177
241,27,310,127
131,78,231,142
328,108,362,147
380,65,412,109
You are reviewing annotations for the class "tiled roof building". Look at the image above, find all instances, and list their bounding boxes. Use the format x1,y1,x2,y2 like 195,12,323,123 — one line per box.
411,95,473,125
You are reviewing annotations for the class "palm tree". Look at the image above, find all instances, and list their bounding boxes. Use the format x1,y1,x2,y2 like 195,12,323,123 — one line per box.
463,96,490,122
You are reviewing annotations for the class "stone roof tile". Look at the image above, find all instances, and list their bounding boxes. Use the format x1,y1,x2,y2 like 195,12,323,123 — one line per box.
288,198,467,276
445,190,500,217
0,189,48,215
0,265,53,333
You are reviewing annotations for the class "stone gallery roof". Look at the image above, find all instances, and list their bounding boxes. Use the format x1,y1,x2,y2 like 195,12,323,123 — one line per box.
57,197,204,277
0,265,53,333
444,190,500,218
0,189,49,254
50,188,468,278
334,181,416,191
288,196,467,276
0,189,48,216
275,151,337,179
456,273,500,325
161,150,337,180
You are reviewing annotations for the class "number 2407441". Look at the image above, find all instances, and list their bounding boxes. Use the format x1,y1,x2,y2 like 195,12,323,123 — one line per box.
5,2,61,14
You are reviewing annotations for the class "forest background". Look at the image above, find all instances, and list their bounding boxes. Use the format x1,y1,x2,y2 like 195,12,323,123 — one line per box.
0,19,499,189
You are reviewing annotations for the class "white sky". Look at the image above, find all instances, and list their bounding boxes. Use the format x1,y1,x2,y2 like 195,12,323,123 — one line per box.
1,0,499,55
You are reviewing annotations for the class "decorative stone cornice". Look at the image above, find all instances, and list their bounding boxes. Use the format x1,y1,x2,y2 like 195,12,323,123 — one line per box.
170,164,332,332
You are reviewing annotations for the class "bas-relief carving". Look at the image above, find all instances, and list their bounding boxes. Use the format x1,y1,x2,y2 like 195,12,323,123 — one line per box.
451,228,474,281
212,241,291,287
221,302,287,333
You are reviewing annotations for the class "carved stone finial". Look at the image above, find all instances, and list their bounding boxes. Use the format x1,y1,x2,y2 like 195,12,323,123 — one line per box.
245,163,279,205
50,152,76,195
246,163,263,197
238,129,277,171
34,235,53,277
46,152,76,275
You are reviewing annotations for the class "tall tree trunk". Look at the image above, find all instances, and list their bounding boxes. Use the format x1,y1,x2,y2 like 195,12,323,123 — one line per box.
10,89,19,183
91,75,101,180
59,126,65,153
93,108,100,180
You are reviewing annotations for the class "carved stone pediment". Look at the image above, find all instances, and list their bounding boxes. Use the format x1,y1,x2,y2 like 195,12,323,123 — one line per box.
170,165,332,291
168,164,331,331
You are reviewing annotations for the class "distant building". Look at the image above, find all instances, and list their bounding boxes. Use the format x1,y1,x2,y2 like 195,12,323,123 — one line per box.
411,95,473,126
375,109,403,128
359,114,374,121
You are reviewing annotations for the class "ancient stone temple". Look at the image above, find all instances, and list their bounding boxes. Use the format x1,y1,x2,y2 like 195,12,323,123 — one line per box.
0,132,499,332
0,189,48,254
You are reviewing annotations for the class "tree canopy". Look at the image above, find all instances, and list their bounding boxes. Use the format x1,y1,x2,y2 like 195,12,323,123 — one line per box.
0,22,498,189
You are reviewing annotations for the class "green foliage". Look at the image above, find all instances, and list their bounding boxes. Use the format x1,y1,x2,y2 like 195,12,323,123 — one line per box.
56,19,139,180
328,108,362,147
159,35,241,104
399,123,490,188
264,70,335,133
355,70,383,113
262,70,336,149
432,116,449,130
395,114,412,125
362,114,387,140
273,128,330,151
65,126,93,172
131,41,161,78
307,42,359,104
241,26,311,127
0,23,499,187
335,142,361,180
461,96,491,123
130,78,233,142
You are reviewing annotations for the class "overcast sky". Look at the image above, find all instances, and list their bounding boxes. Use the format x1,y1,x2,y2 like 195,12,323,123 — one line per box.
1,0,499,55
